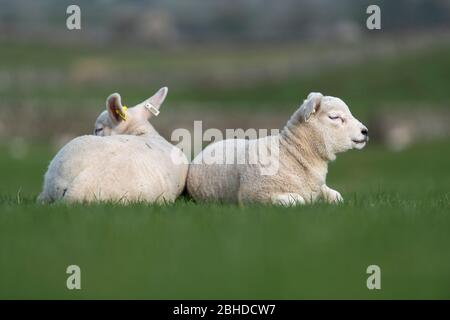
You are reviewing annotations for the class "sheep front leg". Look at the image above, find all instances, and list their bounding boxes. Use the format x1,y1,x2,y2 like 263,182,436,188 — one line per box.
271,193,306,206
321,185,343,203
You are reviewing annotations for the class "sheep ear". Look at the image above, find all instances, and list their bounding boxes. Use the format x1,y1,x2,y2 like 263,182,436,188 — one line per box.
106,93,127,123
141,87,168,118
298,92,323,122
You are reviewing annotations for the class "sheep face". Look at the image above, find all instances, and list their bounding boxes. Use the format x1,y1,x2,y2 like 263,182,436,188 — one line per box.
299,93,368,157
93,87,168,136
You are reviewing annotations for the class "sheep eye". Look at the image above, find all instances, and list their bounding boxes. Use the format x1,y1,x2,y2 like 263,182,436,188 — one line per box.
328,115,340,120
94,128,103,135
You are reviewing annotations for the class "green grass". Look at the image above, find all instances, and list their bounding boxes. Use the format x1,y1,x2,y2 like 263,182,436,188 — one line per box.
0,140,449,299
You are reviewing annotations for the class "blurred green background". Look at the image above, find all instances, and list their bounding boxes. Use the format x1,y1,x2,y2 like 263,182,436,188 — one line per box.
0,0,449,299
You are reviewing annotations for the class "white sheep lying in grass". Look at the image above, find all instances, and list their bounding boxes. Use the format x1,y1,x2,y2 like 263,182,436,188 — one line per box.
187,92,369,205
38,87,188,204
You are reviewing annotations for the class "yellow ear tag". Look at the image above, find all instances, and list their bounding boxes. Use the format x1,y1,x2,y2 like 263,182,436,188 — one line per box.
116,105,128,121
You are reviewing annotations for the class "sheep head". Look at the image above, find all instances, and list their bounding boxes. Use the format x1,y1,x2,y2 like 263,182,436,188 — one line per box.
290,92,369,159
94,87,168,136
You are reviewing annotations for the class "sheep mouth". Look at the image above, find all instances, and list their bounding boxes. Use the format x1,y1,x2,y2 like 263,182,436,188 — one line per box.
352,139,367,144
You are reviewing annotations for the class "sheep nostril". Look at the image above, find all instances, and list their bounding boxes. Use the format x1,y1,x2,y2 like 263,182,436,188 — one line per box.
361,128,368,136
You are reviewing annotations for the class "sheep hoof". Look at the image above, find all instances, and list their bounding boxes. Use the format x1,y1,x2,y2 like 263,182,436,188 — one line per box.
271,193,305,206
322,186,344,204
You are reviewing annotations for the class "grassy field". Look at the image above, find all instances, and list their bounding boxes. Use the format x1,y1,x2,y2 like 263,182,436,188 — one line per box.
0,37,449,299
0,140,449,299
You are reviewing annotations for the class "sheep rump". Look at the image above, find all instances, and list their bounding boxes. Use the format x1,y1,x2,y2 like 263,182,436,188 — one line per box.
38,134,187,204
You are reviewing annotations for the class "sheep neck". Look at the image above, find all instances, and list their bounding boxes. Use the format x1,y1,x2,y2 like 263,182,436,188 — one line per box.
280,121,329,183
125,121,160,137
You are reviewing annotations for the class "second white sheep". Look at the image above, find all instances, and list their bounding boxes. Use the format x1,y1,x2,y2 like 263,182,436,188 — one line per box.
187,92,369,205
